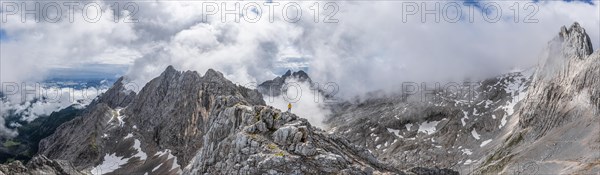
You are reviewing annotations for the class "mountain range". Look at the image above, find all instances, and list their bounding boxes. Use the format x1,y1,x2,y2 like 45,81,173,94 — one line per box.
1,23,598,174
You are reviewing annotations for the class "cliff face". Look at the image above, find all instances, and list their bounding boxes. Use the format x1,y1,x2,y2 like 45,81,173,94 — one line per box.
476,23,600,174
518,22,598,138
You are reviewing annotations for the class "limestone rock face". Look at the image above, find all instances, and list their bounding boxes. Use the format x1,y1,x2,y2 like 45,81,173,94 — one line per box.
183,104,398,174
518,22,599,139
478,23,600,174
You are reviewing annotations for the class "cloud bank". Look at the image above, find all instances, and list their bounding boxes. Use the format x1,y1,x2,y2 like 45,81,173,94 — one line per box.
1,0,599,135
1,1,598,95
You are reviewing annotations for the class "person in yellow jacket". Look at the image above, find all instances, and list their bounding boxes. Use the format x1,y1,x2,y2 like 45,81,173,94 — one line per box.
287,103,292,112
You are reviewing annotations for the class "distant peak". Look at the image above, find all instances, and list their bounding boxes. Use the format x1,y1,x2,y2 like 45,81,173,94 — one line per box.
292,70,308,77
161,65,180,77
283,70,292,77
165,65,176,72
557,22,593,59
281,70,308,80
204,69,224,78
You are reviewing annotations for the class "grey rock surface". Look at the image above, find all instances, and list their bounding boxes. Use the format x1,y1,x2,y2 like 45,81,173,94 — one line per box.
324,70,532,172
0,155,84,175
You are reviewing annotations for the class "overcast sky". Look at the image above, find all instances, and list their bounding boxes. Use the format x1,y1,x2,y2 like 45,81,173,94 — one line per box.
1,0,599,97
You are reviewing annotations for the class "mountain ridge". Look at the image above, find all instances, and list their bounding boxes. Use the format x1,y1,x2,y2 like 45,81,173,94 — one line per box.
7,66,433,174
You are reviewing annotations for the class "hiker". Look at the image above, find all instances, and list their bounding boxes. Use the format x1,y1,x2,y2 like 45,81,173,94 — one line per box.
287,103,292,112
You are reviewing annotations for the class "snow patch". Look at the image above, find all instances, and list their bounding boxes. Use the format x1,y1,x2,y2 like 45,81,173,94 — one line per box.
405,123,413,131
461,110,469,126
418,120,440,135
499,114,507,128
132,139,148,160
387,128,400,137
91,153,129,175
461,149,473,155
471,129,480,140
108,108,126,126
480,139,492,147
464,159,473,165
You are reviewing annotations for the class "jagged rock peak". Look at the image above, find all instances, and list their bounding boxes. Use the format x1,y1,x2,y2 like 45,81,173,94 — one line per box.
556,22,594,59
203,68,227,82
95,76,136,109
283,70,292,77
257,70,312,96
158,66,228,82
516,23,600,140
281,69,309,80
162,65,180,76
290,70,310,81
141,65,264,106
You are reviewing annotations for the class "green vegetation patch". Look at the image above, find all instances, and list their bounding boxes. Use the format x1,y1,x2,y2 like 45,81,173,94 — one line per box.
3,140,21,148
274,151,285,157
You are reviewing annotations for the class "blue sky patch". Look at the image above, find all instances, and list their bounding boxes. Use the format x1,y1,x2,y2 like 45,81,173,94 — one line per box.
0,29,7,41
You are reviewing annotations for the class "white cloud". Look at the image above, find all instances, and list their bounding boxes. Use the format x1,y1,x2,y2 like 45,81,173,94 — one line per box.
0,85,107,137
121,1,599,98
264,78,330,129
0,0,598,135
0,1,139,83
2,1,598,93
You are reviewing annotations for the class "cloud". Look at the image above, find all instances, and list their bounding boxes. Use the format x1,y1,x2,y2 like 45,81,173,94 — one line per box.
121,1,599,98
264,78,331,129
302,1,600,97
0,85,107,138
0,1,139,83
0,0,598,135
2,1,598,93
